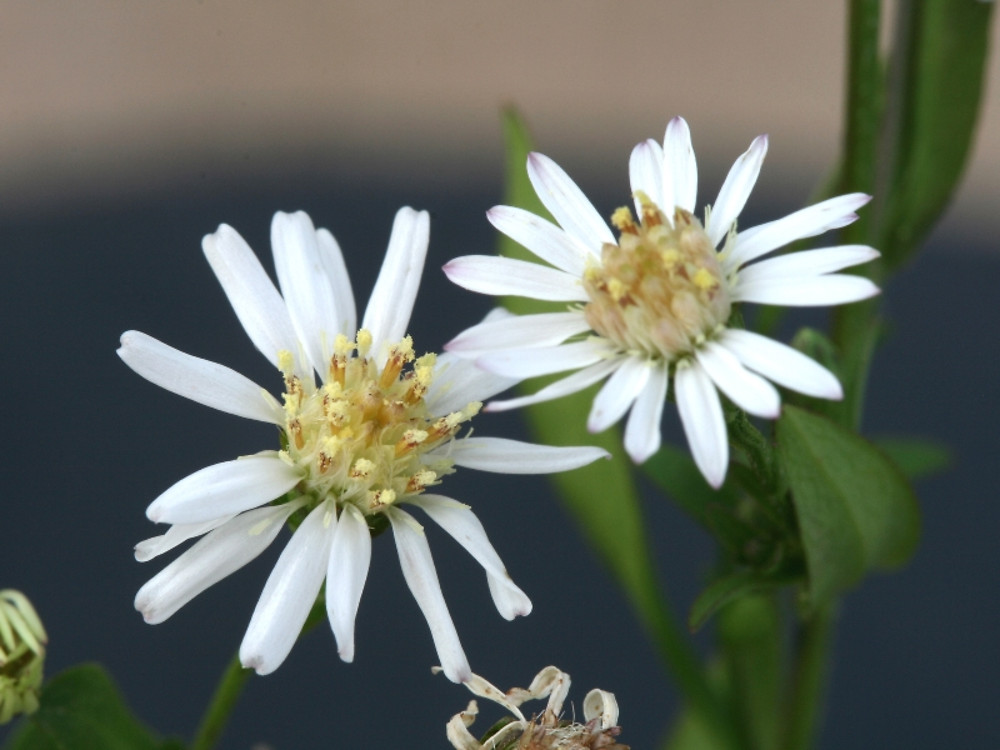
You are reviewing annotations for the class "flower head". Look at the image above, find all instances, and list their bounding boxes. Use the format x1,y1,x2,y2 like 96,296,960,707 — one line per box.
0,589,47,724
444,117,880,487
119,209,607,680
443,666,626,750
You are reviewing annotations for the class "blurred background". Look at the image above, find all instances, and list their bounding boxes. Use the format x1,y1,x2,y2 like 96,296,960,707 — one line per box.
1,2,997,748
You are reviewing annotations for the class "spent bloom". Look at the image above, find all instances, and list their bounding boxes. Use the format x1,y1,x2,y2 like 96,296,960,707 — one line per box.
443,665,626,750
0,589,47,724
444,117,879,487
119,209,606,681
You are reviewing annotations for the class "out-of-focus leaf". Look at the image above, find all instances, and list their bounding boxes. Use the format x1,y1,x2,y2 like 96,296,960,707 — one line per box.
688,570,785,634
4,664,168,750
777,405,921,606
497,108,658,622
875,436,951,481
879,0,993,268
643,445,739,529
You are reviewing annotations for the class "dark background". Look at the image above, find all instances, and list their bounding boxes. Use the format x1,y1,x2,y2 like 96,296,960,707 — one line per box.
0,159,997,749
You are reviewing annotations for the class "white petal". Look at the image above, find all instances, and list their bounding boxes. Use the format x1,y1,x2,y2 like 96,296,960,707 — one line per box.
732,245,880,284
440,436,609,474
445,311,590,356
271,211,341,377
732,274,881,306
526,152,615,249
675,362,728,488
477,340,614,380
147,455,302,525
135,504,295,624
134,515,235,562
387,507,471,683
583,689,620,729
623,363,669,463
443,255,588,302
485,358,621,412
487,205,596,275
406,494,531,620
240,502,334,675
727,193,871,269
362,207,430,365
630,139,665,212
695,342,780,417
315,226,357,336
663,116,698,214
202,223,303,374
118,331,282,424
326,504,370,663
707,135,768,247
587,356,652,433
719,330,842,399
425,351,519,415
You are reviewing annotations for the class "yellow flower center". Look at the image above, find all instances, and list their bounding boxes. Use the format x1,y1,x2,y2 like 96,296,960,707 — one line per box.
278,331,480,516
582,194,731,362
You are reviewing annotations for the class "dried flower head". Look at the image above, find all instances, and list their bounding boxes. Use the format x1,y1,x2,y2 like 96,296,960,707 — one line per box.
443,666,627,750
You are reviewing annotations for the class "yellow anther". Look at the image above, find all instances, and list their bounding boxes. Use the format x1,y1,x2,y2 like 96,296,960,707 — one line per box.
278,350,295,375
370,488,397,508
407,469,437,493
693,268,717,291
607,278,628,303
355,329,373,357
350,458,375,480
611,206,637,234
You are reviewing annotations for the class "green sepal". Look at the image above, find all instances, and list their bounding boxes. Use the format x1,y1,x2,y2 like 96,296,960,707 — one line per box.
874,436,951,481
878,0,994,269
776,405,921,606
3,664,177,750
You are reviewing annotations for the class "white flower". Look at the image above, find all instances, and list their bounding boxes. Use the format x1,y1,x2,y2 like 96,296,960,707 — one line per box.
119,209,607,681
444,117,880,488
443,665,624,750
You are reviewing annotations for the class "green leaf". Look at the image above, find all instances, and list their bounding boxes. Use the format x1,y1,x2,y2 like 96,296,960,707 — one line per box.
878,0,994,268
498,107,656,621
688,570,781,634
875,436,951,481
4,664,168,750
643,445,739,529
777,405,921,606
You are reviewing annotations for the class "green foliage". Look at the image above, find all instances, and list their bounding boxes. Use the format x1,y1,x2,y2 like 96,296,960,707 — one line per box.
777,405,921,606
877,0,994,269
875,437,952,481
4,664,177,750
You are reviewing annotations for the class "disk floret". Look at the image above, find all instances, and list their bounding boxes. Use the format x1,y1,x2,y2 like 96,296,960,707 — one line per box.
278,330,481,516
582,193,731,362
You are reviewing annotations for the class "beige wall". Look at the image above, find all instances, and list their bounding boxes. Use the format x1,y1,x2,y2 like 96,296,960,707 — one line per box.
1,2,995,230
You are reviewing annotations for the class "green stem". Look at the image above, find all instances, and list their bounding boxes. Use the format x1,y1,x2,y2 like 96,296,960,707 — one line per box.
832,0,883,434
636,579,742,750
782,606,836,750
191,651,252,750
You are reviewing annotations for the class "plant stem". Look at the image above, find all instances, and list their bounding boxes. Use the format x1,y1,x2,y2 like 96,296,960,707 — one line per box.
782,605,836,750
191,651,252,750
638,584,741,750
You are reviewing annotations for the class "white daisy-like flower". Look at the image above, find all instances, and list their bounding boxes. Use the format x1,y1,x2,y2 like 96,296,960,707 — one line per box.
119,208,607,681
444,117,880,488
443,665,625,750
